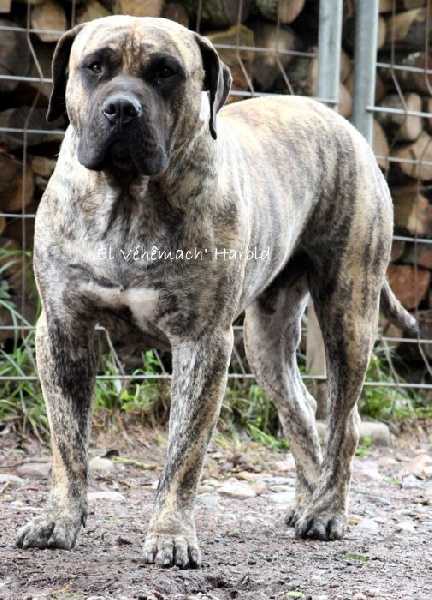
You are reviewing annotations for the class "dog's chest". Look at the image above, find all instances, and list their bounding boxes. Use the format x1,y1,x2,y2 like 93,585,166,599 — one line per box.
82,280,160,325
57,193,215,328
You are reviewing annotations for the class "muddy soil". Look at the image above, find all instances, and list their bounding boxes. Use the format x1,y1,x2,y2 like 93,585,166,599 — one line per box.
0,426,432,600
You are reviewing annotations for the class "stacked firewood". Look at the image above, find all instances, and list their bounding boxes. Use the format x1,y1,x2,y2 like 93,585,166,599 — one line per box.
0,0,431,358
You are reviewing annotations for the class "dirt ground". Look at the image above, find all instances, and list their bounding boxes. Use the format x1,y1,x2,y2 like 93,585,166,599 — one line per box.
1,424,432,600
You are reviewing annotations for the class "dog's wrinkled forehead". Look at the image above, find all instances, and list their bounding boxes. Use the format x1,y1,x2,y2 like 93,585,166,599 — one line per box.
69,16,201,74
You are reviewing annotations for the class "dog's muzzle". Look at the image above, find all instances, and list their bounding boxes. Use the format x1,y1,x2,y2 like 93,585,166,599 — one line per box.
77,87,168,177
98,94,144,171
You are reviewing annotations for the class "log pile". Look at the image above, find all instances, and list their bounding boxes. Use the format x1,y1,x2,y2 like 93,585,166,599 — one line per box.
0,0,431,360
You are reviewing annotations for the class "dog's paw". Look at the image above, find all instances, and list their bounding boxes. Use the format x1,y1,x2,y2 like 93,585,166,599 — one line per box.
295,510,346,541
16,513,83,550
143,532,201,568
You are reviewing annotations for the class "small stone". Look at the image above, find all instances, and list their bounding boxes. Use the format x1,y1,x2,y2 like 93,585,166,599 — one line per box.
116,536,132,546
88,491,126,503
219,480,257,499
417,485,432,505
353,594,367,600
264,475,293,485
0,578,11,591
348,514,362,526
199,485,215,494
242,514,259,525
356,517,379,534
359,421,390,446
274,455,296,472
270,484,294,492
201,478,220,488
251,481,267,496
401,474,424,489
318,420,390,445
198,494,219,510
395,520,415,533
10,501,42,513
269,490,296,504
89,456,115,474
237,471,260,481
378,455,397,467
16,462,50,479
406,454,432,480
0,474,24,486
353,459,381,480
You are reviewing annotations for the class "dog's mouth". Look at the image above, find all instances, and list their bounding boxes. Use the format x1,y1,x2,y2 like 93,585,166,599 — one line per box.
78,130,168,177
108,141,132,171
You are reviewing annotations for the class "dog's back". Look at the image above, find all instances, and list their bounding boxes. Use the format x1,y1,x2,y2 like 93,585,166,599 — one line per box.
219,94,392,225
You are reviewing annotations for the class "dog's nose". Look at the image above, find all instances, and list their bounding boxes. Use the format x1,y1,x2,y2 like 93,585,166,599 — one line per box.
102,95,142,125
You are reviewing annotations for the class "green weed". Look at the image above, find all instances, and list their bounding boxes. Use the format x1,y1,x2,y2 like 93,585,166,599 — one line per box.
360,350,424,420
355,435,373,458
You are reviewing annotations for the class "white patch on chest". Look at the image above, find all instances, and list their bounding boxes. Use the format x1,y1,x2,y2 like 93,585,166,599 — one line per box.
83,282,159,324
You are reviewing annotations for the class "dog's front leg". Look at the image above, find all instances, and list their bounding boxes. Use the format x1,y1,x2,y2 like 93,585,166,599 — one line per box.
143,327,234,568
16,310,96,550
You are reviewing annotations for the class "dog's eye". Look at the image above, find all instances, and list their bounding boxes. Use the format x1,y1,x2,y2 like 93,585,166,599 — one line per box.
156,66,175,79
87,62,103,74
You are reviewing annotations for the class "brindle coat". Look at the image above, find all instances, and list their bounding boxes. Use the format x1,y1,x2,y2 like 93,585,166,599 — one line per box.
16,16,417,568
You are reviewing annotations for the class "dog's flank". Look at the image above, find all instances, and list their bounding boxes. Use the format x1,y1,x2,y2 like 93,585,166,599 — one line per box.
17,15,416,568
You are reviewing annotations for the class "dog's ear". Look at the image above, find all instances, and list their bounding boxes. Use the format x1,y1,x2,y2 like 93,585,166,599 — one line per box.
194,33,232,140
47,24,84,122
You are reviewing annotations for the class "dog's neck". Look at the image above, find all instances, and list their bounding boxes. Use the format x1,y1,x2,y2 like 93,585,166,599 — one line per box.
157,124,219,201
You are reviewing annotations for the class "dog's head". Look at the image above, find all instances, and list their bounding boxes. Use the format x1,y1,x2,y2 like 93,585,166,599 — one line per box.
48,16,231,176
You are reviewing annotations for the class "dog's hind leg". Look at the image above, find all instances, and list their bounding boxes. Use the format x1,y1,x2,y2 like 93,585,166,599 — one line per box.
243,272,322,526
295,249,384,541
16,310,97,550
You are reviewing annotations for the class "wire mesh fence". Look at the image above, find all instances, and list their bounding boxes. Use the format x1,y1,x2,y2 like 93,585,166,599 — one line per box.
0,0,431,428
370,0,432,395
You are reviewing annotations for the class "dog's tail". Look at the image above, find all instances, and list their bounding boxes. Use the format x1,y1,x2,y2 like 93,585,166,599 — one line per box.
380,280,419,337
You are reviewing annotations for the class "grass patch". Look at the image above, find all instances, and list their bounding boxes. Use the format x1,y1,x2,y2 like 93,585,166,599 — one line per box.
0,331,47,442
360,351,428,421
0,327,429,443
0,327,430,443
93,349,170,426
343,552,369,563
355,435,373,458
247,423,289,450
221,381,286,447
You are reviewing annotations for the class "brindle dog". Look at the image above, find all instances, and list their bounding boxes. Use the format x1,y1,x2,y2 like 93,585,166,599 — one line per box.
16,16,417,568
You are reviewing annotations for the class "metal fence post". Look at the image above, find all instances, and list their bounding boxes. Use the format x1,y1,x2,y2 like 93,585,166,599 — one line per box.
318,0,343,106
306,0,343,419
352,0,379,143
